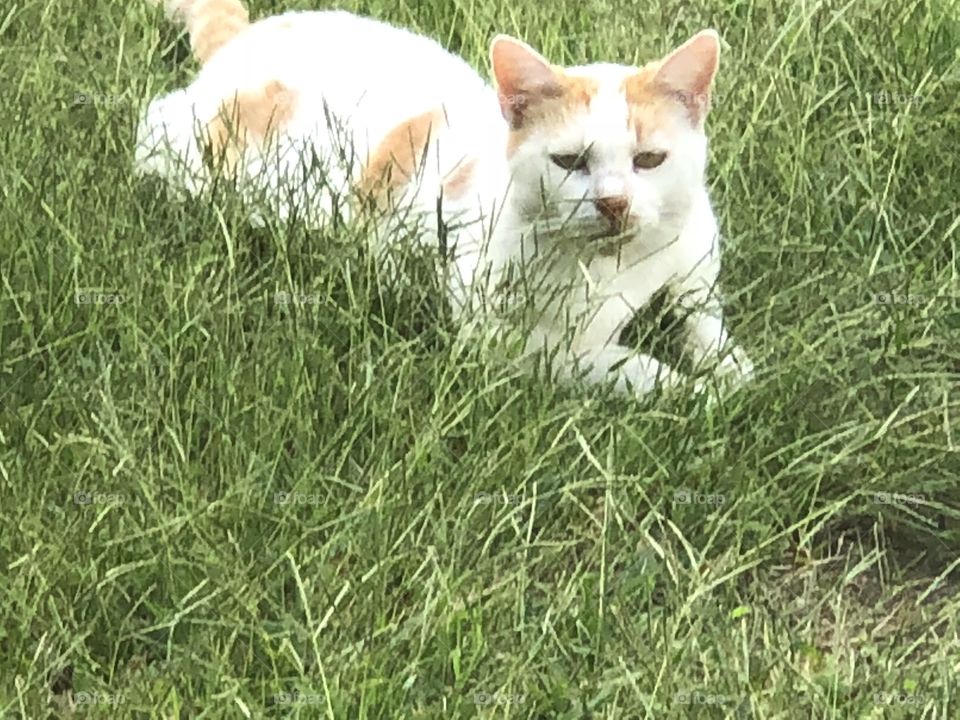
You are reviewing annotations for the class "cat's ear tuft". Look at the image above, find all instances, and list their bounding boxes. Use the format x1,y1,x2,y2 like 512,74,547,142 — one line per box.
653,29,720,125
490,35,562,128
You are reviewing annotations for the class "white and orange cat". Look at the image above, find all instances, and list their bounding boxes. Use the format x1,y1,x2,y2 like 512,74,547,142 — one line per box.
137,0,754,397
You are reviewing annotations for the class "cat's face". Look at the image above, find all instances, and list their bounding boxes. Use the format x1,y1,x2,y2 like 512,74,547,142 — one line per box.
491,32,719,246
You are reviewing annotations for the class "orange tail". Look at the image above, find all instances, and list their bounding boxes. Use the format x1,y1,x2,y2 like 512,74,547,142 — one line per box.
155,0,250,64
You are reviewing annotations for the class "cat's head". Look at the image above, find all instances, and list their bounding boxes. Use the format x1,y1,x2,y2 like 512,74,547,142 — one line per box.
491,31,720,244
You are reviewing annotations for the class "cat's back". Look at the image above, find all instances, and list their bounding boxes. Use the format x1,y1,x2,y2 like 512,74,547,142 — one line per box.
193,10,493,135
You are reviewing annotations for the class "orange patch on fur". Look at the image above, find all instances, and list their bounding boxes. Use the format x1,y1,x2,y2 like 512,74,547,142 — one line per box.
359,108,447,205
622,66,683,144
622,63,663,106
204,80,298,175
560,74,600,108
191,0,250,64
506,72,598,158
236,81,297,138
442,158,478,201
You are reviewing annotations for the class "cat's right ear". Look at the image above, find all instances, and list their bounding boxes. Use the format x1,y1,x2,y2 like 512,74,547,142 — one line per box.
490,35,562,128
652,30,721,125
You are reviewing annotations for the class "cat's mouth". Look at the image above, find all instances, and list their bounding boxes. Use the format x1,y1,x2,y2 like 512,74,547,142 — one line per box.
533,213,638,246
589,227,623,241
590,228,636,257
588,221,636,243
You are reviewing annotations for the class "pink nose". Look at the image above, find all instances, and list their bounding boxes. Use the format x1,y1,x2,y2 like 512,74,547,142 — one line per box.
594,196,629,225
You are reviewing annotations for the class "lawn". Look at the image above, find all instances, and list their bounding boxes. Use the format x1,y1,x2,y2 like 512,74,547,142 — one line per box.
1,0,959,717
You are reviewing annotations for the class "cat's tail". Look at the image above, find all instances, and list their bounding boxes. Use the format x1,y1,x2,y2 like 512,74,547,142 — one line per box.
150,0,250,64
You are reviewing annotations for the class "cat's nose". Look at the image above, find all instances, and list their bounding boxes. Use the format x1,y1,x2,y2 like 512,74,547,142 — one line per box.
594,195,629,225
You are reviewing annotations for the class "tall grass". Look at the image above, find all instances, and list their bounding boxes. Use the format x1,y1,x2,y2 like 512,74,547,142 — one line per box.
1,0,958,717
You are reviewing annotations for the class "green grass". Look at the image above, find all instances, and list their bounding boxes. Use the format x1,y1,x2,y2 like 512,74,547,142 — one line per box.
2,0,960,717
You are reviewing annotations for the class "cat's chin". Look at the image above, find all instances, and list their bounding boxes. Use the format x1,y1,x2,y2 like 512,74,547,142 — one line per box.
587,227,640,257
588,226,632,242
529,215,655,252
585,220,686,257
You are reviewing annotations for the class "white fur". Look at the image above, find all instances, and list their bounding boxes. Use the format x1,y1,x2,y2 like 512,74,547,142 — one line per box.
136,8,753,398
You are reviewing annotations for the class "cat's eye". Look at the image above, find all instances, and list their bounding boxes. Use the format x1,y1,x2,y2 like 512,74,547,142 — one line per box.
633,151,668,170
550,153,589,173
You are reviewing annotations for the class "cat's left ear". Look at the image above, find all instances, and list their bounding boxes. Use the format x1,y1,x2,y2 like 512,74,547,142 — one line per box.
490,35,563,128
653,29,721,125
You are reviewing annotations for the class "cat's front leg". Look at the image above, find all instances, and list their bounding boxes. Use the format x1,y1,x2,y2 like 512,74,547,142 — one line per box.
669,272,754,388
539,308,693,397
555,345,688,396
546,297,691,397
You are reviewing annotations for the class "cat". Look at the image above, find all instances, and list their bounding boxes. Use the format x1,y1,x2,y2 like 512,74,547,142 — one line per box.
137,0,754,398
